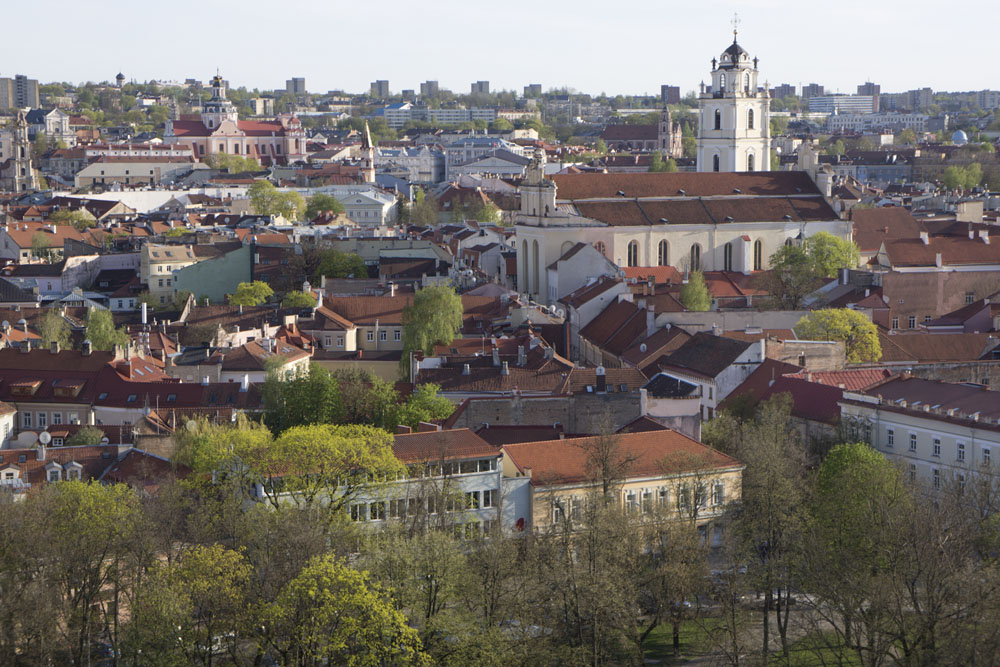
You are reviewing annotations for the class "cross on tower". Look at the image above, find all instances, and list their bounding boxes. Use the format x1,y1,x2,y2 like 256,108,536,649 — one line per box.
731,13,741,41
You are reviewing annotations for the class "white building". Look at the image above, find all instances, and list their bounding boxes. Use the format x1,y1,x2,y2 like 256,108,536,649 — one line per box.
840,375,1000,491
697,32,770,173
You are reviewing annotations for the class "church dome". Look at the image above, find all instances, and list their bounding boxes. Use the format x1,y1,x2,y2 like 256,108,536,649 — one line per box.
952,130,969,145
718,39,750,69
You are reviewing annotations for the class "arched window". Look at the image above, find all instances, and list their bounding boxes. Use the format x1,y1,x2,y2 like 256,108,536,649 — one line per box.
747,153,755,172
627,240,639,267
753,240,763,271
744,73,750,92
719,73,726,91
690,244,701,272
714,109,721,130
723,242,733,272
713,154,720,172
531,240,539,296
747,108,754,130
521,240,528,292
657,240,669,266
594,241,606,256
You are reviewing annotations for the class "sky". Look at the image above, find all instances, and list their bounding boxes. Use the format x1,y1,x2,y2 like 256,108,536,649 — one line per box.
2,0,993,97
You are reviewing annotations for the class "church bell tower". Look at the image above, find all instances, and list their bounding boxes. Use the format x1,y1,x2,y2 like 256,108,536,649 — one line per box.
696,24,770,173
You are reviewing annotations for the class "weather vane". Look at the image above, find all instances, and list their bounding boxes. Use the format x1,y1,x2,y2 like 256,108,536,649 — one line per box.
732,12,741,41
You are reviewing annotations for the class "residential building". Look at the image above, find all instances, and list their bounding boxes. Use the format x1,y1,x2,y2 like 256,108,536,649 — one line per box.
286,77,306,95
771,83,796,99
375,145,445,184
249,97,274,116
419,80,440,98
524,84,542,98
166,338,310,384
0,221,85,263
74,157,203,188
825,112,928,134
0,75,39,110
140,243,199,306
661,85,681,105
601,108,683,156
172,243,251,304
501,429,744,540
697,32,771,172
370,80,390,98
471,81,490,95
807,95,876,114
977,90,1000,110
840,376,1000,490
801,83,825,99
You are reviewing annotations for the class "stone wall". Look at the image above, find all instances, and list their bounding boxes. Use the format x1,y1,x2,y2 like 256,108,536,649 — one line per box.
452,392,643,434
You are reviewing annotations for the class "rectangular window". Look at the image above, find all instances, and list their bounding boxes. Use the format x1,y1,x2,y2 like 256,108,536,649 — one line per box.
985,448,992,467
712,482,725,506
37,412,47,428
908,316,916,329
933,439,941,457
324,336,332,347
22,413,31,429
924,315,931,323
369,501,385,521
465,491,480,509
552,501,565,524
933,469,940,489
887,428,894,447
641,490,654,514
48,469,60,482
625,491,638,513
481,489,496,508
366,331,374,342
478,458,496,472
910,433,917,451
394,329,401,341
379,330,387,341
910,463,916,483
958,442,966,461
336,336,344,348
966,291,975,305
891,316,899,329
657,487,669,507
350,503,365,521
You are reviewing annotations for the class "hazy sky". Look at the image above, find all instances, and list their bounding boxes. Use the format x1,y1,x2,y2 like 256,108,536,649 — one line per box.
2,0,992,96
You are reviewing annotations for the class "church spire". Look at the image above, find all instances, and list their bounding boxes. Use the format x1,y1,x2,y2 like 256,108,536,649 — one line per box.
361,120,374,150
360,121,375,183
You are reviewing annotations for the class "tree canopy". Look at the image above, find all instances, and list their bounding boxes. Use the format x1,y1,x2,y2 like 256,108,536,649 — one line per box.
304,193,345,220
313,250,368,281
281,290,317,309
247,180,305,220
84,308,130,351
228,281,274,306
794,308,881,363
804,231,860,278
400,286,463,376
680,270,711,311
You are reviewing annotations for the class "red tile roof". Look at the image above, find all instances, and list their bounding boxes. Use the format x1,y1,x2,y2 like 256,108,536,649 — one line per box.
877,332,1000,363
502,430,741,487
758,376,843,424
784,368,893,391
851,207,921,253
551,170,823,200
392,428,499,462
881,235,1000,267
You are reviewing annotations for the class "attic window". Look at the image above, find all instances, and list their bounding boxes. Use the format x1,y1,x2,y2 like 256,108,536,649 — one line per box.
126,394,137,403
167,394,176,402
620,384,628,392
98,392,108,400
18,454,26,463
101,451,112,459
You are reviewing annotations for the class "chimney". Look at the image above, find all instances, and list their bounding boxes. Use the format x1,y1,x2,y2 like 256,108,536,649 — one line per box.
395,425,412,434
711,323,721,336
204,347,211,359
141,302,148,325
523,466,532,478
20,341,29,353
979,230,990,245
201,375,210,386
920,231,929,244
517,345,526,367
417,421,440,432
544,347,554,359
462,363,471,375
646,305,656,339
389,282,396,297
37,444,46,462
596,365,606,392
935,252,943,268
238,304,243,315
969,227,976,240
50,341,59,354
240,373,249,392
501,361,510,375
492,347,500,367
82,340,92,356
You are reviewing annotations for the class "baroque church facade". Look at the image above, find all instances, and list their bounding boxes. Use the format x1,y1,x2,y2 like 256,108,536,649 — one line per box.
163,74,307,165
0,111,40,193
514,34,847,305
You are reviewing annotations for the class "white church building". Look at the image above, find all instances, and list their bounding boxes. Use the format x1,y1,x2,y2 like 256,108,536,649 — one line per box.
513,33,849,305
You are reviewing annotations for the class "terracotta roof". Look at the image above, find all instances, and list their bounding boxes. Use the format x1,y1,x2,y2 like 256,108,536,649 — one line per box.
881,235,1000,267
551,170,823,200
566,367,647,394
851,207,921,252
623,266,683,285
0,445,121,489
877,331,1000,363
474,425,567,447
392,428,499,462
621,325,691,367
784,368,893,391
4,222,85,248
561,276,622,308
924,300,991,327
502,430,742,487
843,376,1000,430
579,299,645,353
617,415,672,433
758,376,843,425
100,448,189,492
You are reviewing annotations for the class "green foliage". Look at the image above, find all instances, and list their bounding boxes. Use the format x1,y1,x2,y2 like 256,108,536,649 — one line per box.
247,180,306,220
65,426,106,447
941,162,983,190
267,554,428,666
410,187,439,226
824,139,846,156
228,281,274,306
261,363,343,433
394,383,455,429
37,309,71,350
203,153,261,173
84,307,130,351
400,286,463,375
770,116,790,136
281,290,317,309
649,153,677,173
680,270,711,311
804,231,860,278
595,138,608,154
488,117,514,132
896,128,917,145
313,250,368,281
475,201,502,224
304,193,345,220
31,232,53,261
794,308,881,363
49,208,95,231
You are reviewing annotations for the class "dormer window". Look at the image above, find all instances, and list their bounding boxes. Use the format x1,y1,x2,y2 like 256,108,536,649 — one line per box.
48,468,61,482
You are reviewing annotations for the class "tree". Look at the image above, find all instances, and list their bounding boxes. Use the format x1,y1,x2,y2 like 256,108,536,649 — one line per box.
31,232,53,262
203,153,261,173
84,307,130,351
410,188,439,226
805,230,860,278
261,363,343,433
488,117,514,132
228,281,274,306
281,291,316,309
269,554,428,666
394,383,455,429
756,244,823,309
37,309,70,350
794,308,881,363
400,286,463,376
65,426,105,447
474,201,502,224
49,209,95,231
304,193,345,220
313,250,368,281
247,180,305,220
595,138,608,154
897,128,917,145
825,139,846,156
648,152,667,172
680,270,711,311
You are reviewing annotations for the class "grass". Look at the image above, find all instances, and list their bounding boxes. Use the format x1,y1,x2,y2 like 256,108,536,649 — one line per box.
641,619,718,664
770,630,862,667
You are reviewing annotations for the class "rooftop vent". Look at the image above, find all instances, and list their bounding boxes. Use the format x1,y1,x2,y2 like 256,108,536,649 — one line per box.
678,189,686,196
733,188,742,194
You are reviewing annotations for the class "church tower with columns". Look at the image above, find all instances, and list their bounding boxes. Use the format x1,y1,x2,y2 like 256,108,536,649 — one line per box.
696,25,770,173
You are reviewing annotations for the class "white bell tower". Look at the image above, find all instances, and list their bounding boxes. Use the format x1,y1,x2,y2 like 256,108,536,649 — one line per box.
696,21,770,173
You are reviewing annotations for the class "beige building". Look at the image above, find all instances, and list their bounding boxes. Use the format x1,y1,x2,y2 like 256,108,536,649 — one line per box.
501,429,743,542
140,244,199,306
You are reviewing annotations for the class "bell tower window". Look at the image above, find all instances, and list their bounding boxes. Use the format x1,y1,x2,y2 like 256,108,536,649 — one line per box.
720,73,726,91
713,155,720,172
714,109,721,130
747,108,754,130
747,153,755,172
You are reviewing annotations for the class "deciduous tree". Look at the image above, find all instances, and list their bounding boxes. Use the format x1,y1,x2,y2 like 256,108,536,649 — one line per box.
680,270,711,311
228,281,274,306
794,308,881,363
84,307,130,351
400,286,463,376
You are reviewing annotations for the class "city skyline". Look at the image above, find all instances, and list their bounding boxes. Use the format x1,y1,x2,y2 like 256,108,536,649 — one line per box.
1,0,993,98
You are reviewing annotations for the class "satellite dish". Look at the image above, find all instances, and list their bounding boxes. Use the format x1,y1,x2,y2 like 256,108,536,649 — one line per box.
185,420,197,432
640,343,647,353
38,431,52,445
100,437,110,444
1,321,9,330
